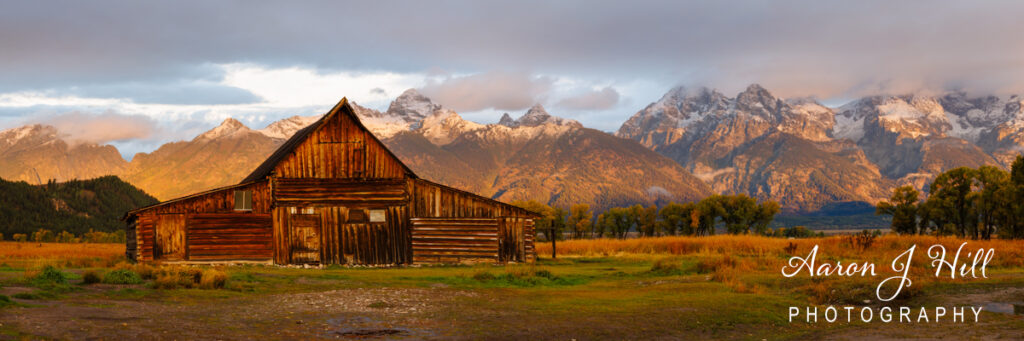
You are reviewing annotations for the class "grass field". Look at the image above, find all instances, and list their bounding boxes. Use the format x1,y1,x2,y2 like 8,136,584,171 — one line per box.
1,236,1022,340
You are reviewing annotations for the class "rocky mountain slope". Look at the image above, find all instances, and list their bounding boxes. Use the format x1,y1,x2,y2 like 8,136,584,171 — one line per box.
6,85,1022,215
0,124,128,184
365,90,713,211
618,85,1024,212
121,118,282,200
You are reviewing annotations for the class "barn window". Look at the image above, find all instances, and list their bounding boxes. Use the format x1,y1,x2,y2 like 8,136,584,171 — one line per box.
348,209,367,223
301,207,315,215
233,190,252,211
369,209,386,222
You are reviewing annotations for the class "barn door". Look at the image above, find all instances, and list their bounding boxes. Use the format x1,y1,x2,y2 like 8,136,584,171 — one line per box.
155,214,185,260
290,209,321,264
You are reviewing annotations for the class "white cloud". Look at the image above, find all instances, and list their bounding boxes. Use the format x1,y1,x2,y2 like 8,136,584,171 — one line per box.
41,110,158,146
556,86,620,111
220,64,424,110
419,71,554,112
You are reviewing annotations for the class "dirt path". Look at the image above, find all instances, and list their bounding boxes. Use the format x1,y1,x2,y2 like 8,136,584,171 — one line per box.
1,286,472,340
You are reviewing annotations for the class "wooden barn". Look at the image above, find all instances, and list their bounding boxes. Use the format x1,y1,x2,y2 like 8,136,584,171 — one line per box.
124,98,538,265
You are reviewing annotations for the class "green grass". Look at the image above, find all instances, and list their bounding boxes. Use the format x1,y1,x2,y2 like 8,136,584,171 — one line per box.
1,255,1022,339
0,294,17,308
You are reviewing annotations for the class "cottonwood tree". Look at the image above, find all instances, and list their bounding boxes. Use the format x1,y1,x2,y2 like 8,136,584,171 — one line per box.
567,204,592,239
657,202,695,236
876,186,921,235
927,167,978,238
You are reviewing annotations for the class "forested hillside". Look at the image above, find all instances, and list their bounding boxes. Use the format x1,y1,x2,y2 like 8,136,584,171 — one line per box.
0,176,157,239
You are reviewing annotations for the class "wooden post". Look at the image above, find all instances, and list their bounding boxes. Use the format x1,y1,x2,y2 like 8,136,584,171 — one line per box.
549,227,556,259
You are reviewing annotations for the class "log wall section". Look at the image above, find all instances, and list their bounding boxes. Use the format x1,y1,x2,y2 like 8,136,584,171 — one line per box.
411,218,499,264
135,215,155,261
273,178,407,206
408,179,537,263
125,218,138,261
272,110,406,179
140,181,270,215
131,180,270,262
187,213,272,261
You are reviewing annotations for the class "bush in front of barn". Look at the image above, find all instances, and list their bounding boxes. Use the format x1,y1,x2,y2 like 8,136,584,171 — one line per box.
102,269,143,285
150,266,228,290
81,270,102,284
29,265,68,286
199,269,228,289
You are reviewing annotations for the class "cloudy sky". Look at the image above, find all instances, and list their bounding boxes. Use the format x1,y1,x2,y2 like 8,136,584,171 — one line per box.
3,1,1024,157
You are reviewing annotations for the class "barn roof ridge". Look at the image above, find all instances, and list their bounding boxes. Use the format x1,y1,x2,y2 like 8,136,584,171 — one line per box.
239,97,418,183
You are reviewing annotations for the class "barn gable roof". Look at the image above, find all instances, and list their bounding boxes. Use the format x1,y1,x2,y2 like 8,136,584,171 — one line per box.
239,98,417,183
125,97,541,219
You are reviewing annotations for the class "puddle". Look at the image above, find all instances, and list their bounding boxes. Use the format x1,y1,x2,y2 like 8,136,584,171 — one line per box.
983,302,1024,315
323,315,432,339
336,328,407,338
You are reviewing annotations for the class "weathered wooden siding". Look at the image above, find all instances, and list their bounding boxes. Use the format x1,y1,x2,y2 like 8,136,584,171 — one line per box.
142,180,271,215
272,110,406,179
155,214,186,260
273,205,410,265
135,214,155,261
409,179,535,218
498,217,530,262
187,213,272,261
125,218,138,261
411,218,499,263
273,178,407,206
408,178,537,263
524,219,536,262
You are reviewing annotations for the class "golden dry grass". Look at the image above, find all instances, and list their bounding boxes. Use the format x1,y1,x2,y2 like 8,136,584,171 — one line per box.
537,234,1024,268
0,241,124,268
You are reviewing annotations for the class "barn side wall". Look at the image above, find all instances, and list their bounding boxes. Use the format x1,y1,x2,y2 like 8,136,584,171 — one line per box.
271,178,411,266
131,180,272,262
408,179,536,263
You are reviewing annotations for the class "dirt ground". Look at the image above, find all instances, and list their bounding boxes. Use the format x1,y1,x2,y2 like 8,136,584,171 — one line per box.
1,285,466,340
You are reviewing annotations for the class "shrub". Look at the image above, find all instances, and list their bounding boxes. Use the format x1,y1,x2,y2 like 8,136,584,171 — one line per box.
696,255,737,274
199,269,228,289
81,270,102,285
783,242,798,255
845,230,877,251
471,270,495,281
102,269,143,285
13,292,41,300
160,266,201,286
31,265,68,286
133,263,157,280
0,294,14,308
649,258,681,275
153,273,180,289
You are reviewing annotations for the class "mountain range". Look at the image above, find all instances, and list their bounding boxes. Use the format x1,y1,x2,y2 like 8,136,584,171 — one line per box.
2,85,1022,215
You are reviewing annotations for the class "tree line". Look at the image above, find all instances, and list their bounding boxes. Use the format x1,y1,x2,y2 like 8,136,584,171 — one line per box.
2,228,126,243
513,194,782,240
876,155,1024,239
0,175,157,238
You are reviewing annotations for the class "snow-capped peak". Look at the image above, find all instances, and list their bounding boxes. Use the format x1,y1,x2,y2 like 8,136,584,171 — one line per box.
513,104,582,128
2,125,42,143
197,118,251,141
386,89,440,124
258,115,320,139
417,109,484,145
498,113,516,127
